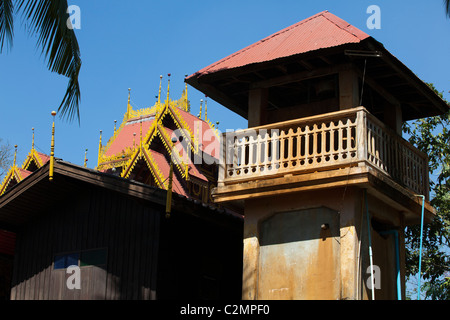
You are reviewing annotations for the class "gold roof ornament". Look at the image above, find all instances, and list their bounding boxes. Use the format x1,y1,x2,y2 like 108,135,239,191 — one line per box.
13,145,17,168
184,75,189,112
49,111,57,181
158,75,163,105
31,128,35,151
97,130,102,167
126,88,132,120
166,73,171,103
204,95,208,121
84,149,88,168
199,99,203,119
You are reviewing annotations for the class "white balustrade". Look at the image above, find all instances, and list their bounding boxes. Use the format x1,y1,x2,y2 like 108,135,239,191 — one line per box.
218,107,429,198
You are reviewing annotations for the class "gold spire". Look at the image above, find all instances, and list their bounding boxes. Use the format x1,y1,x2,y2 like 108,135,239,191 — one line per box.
31,128,35,151
13,145,17,168
165,136,178,219
199,99,203,119
49,111,56,181
158,75,163,105
84,149,88,168
204,95,208,121
126,88,132,120
166,73,171,104
98,130,102,167
184,74,189,112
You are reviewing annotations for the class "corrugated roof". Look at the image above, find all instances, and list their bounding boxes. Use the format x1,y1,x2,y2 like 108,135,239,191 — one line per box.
189,10,370,77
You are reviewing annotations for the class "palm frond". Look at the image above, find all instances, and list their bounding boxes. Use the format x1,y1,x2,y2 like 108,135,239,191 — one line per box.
0,0,14,52
446,0,450,18
17,0,82,122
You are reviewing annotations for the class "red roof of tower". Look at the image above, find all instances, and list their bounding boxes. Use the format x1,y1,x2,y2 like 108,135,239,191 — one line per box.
186,10,448,121
190,11,370,77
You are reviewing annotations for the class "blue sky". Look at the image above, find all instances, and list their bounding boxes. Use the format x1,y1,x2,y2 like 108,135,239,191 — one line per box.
0,0,449,170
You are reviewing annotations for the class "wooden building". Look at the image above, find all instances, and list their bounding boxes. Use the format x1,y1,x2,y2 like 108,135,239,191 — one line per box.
186,11,449,300
0,160,243,300
0,81,243,300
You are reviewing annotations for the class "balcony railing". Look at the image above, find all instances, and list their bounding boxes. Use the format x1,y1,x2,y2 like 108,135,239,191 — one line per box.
218,107,429,198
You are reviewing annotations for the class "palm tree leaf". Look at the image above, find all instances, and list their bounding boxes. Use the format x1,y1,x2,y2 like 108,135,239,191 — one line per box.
445,0,450,18
0,0,14,52
17,0,82,122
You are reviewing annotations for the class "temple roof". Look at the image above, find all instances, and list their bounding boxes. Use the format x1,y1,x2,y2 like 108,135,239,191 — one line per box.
97,78,220,204
0,146,50,196
186,11,448,121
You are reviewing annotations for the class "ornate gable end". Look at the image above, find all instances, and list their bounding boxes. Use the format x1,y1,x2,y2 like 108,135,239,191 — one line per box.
96,76,221,204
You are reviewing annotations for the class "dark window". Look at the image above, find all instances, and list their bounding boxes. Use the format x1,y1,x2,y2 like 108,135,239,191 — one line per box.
54,248,107,269
54,253,79,270
80,249,107,267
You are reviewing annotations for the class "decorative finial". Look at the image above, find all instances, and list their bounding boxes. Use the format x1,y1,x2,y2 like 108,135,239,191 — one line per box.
13,145,17,167
84,149,88,168
158,75,163,105
98,130,103,167
166,73,171,104
204,95,208,121
184,74,189,112
199,99,203,119
49,111,57,181
31,127,35,150
166,136,178,219
126,88,132,120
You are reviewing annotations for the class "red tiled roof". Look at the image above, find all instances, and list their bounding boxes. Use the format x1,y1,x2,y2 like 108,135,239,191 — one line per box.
189,10,370,77
149,149,187,196
162,125,208,182
16,168,32,180
36,152,50,165
176,108,220,159
104,118,155,157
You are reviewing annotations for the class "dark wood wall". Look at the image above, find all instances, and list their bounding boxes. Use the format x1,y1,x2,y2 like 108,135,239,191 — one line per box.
9,179,243,300
10,182,161,300
157,208,243,300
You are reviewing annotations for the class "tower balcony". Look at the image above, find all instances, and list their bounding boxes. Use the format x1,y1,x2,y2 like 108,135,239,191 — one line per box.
214,107,431,221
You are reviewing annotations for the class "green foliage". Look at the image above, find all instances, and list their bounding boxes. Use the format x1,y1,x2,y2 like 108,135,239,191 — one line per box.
403,83,450,299
0,0,82,122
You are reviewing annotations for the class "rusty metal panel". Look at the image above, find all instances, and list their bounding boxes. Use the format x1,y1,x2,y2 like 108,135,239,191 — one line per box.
258,207,340,299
